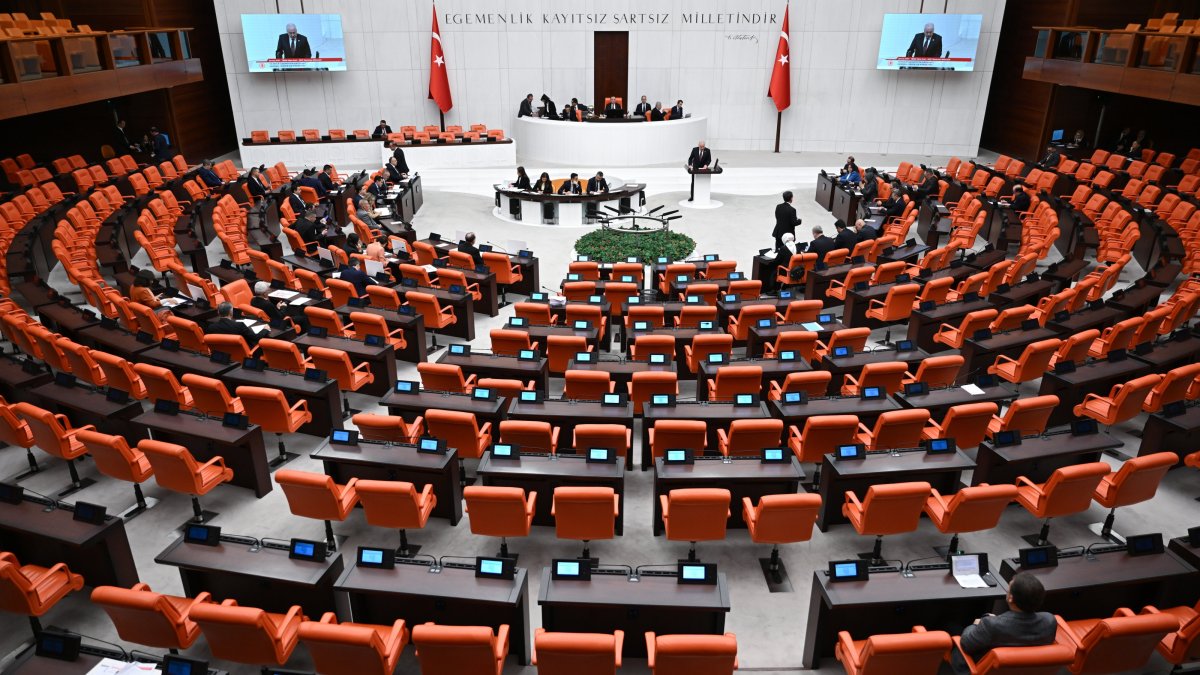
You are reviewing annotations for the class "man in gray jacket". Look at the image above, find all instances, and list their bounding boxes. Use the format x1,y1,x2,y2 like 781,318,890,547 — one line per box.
951,573,1058,674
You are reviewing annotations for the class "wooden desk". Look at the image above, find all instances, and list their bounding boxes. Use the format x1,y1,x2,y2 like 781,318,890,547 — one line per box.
437,352,549,392
1137,406,1200,466
0,498,139,587
907,298,997,354
641,402,771,470
510,324,602,354
539,568,730,658
717,296,793,326
667,277,732,299
1108,283,1165,315
893,383,1019,422
1131,335,1200,372
382,389,510,429
877,242,931,264
653,457,802,534
223,365,344,436
32,302,98,338
0,356,52,404
815,172,836,211
30,381,147,442
334,306,428,363
566,357,678,388
395,286,475,340
479,453,625,533
972,432,1122,486
1038,358,1150,427
418,240,539,296
74,324,154,362
843,282,899,328
294,333,396,397
747,319,850,357
1168,537,1200,571
802,567,1005,668
335,561,531,665
987,279,1056,309
768,396,901,428
998,550,1200,620
506,399,634,465
1047,305,1128,336
819,348,931,395
311,440,463,524
806,262,872,306
957,327,1064,384
696,358,808,400
155,537,344,616
137,345,239,378
816,449,975,530
134,410,272,497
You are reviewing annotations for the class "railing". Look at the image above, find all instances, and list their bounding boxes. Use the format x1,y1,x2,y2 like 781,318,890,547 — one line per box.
0,27,193,83
1026,26,1200,105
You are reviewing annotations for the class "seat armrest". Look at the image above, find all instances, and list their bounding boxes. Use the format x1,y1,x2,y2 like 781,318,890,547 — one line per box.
645,632,657,668
1015,475,1041,490
525,491,537,516
844,491,863,509
836,631,860,668
494,624,510,660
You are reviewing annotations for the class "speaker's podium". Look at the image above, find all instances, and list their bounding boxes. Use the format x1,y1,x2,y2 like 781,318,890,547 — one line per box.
682,163,724,209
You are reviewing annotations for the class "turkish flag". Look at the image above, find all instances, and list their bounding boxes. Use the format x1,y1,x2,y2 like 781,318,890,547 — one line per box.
768,5,791,112
428,5,453,113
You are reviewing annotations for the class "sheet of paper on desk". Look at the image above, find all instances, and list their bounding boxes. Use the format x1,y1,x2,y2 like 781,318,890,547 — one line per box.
236,319,258,327
421,265,437,273
952,555,989,589
86,658,158,674
289,296,311,306
159,297,186,308
961,384,985,395
269,289,300,300
801,322,823,331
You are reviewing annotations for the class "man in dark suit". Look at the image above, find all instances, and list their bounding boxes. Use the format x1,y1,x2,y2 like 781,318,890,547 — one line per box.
337,263,370,296
114,119,134,153
197,160,223,188
834,220,857,251
293,209,325,246
318,165,336,192
518,94,534,118
633,96,651,117
807,225,837,263
367,176,387,202
372,120,392,137
587,171,609,194
296,169,328,199
206,302,262,348
916,169,940,203
650,102,665,121
671,100,684,119
275,23,312,59
883,183,907,218
686,141,711,201
951,574,1057,675
557,173,582,194
384,157,405,183
605,97,623,118
457,232,484,268
772,191,801,250
905,23,943,58
1008,184,1031,213
1038,145,1062,169
391,144,410,175
855,219,879,242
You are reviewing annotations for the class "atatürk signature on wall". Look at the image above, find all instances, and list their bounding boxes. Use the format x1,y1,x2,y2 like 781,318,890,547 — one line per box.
725,34,759,44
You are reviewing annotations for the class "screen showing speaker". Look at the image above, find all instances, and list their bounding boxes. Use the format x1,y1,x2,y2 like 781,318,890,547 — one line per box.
877,14,983,71
242,14,347,73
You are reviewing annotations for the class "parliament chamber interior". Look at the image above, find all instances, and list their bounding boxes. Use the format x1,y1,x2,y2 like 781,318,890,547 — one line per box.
0,0,1199,673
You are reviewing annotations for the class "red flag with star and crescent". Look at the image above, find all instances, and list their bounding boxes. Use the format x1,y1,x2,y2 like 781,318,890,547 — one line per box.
768,4,791,112
428,4,453,113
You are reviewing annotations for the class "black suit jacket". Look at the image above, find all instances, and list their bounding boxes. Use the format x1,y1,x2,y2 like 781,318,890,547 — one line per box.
392,147,410,174
807,235,837,263
558,181,582,195
251,296,286,325
688,147,711,169
318,172,335,192
532,179,553,194
338,266,370,296
671,105,684,118
835,229,858,251
367,182,387,202
857,225,879,242
275,33,312,59
906,32,943,58
773,202,800,239
587,177,608,193
372,125,392,137
1039,150,1061,168
634,102,652,116
1010,191,1031,213
951,611,1057,675
650,108,665,121
205,317,260,347
457,242,484,268
542,99,558,119
385,163,404,182
514,175,532,190
247,175,270,198
518,99,533,117
297,175,328,198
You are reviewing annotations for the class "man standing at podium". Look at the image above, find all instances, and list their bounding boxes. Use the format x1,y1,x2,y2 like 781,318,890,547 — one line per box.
906,23,942,58
687,141,711,202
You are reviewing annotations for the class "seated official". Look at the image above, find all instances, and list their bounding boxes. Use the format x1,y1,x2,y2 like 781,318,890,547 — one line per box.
338,262,370,296
838,167,861,186
251,281,288,324
834,219,857,251
671,100,685,119
651,102,665,121
558,173,583,195
807,225,837,264
296,168,329,199
633,95,652,117
365,241,387,262
605,97,624,118
1038,145,1062,169
769,233,802,291
343,233,364,256
366,175,388,203
293,209,325,247
882,183,906,218
860,168,879,202
518,93,534,118
562,104,577,121
130,270,163,311
246,166,271,200
384,156,405,183
1006,184,1032,213
587,171,609,194
458,232,484,268
854,218,878,242
206,302,261,348
951,573,1056,675
372,120,392,138
839,156,860,180
916,169,939,202
514,166,532,190
533,171,553,194
318,165,337,193
197,160,223,188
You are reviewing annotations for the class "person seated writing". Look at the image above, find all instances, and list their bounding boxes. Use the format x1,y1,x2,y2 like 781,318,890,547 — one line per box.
533,171,553,194
514,166,532,190
557,173,583,195
587,171,609,194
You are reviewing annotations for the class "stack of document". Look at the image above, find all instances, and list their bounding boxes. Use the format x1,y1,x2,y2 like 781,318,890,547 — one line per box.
87,658,159,674
269,289,300,300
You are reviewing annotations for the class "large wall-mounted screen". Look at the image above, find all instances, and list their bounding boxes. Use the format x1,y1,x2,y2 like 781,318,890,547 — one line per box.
877,14,983,71
242,14,346,73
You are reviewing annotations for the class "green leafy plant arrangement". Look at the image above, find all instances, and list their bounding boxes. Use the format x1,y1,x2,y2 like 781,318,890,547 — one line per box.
573,228,696,263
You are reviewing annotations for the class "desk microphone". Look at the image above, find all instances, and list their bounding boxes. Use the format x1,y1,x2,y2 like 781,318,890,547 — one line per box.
484,241,509,253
